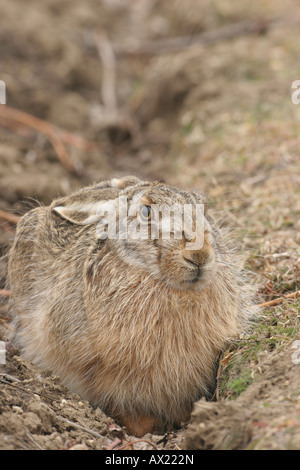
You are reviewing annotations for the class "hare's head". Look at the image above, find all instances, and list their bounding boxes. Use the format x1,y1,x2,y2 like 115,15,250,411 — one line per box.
52,177,218,290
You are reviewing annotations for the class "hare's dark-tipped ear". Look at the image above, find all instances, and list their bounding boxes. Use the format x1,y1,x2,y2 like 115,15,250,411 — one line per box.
201,196,209,212
52,201,112,225
110,176,142,189
191,192,209,212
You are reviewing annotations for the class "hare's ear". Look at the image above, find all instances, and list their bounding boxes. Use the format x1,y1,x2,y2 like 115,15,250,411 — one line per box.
191,192,209,212
110,176,141,189
52,201,114,225
200,196,209,212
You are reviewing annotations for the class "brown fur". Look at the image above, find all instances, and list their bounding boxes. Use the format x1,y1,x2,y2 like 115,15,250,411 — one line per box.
8,176,254,437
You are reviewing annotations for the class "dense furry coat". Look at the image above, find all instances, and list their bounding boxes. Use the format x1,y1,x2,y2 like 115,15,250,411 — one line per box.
8,176,253,436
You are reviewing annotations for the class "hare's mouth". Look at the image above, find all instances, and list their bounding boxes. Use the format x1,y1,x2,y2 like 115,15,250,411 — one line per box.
183,274,210,291
160,266,213,292
179,259,216,290
184,272,202,284
182,256,202,283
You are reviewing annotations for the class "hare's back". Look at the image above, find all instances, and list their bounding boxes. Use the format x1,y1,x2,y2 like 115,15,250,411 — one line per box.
8,207,43,294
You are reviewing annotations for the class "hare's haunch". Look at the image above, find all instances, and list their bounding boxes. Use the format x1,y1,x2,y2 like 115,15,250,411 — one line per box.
8,176,253,437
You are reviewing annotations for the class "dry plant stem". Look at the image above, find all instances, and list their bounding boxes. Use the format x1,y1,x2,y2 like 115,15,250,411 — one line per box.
93,31,141,145
0,106,76,173
0,379,44,397
115,18,280,56
0,373,21,383
55,415,105,439
0,289,11,298
0,209,21,224
116,439,158,450
104,437,122,450
94,31,117,113
257,290,300,308
0,106,99,175
22,426,44,450
0,106,99,150
1,221,15,234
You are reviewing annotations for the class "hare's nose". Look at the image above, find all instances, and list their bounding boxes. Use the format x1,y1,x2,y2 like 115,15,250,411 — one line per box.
182,250,211,269
183,255,201,269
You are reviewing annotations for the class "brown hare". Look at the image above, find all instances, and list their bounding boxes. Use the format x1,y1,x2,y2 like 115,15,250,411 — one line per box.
8,176,253,436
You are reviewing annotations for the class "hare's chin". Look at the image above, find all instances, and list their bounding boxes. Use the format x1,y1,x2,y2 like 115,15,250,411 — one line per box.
164,273,212,292
170,264,216,291
169,280,210,292
184,276,211,291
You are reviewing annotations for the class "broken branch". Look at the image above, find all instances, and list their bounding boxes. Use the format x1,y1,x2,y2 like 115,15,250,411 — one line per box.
0,289,11,298
94,31,118,113
104,437,122,450
257,290,300,308
116,439,157,450
0,209,21,224
114,18,280,56
56,415,104,439
0,106,77,173
0,106,100,175
93,31,141,145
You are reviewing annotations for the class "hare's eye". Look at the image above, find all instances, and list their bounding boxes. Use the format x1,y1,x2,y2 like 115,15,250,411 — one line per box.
139,205,151,221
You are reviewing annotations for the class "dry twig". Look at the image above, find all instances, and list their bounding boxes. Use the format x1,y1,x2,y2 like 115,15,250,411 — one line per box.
0,106,100,175
0,106,76,173
0,289,11,298
94,32,118,114
56,415,104,440
22,426,45,450
116,439,158,450
0,209,21,224
1,220,16,234
257,290,300,308
104,437,122,450
93,31,141,144
114,18,280,56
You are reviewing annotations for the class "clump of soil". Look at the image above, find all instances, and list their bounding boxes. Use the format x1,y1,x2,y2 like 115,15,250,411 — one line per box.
0,344,184,450
185,334,300,450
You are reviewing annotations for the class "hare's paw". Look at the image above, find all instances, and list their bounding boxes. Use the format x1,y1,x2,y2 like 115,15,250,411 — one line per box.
118,414,161,438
